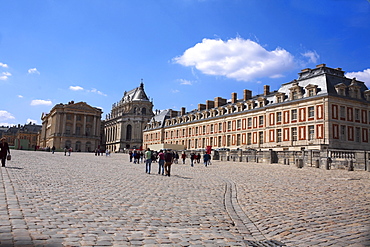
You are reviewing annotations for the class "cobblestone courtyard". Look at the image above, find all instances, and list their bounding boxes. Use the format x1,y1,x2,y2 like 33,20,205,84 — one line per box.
0,150,369,246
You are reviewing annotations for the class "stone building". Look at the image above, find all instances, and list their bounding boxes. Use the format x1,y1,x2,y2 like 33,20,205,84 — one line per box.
104,82,154,152
39,101,102,151
2,123,42,150
143,64,370,151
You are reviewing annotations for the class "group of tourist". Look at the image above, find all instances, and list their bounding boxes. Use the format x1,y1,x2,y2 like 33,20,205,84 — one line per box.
129,148,212,176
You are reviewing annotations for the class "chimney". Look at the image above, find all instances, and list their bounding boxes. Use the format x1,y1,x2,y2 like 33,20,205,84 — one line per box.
181,107,186,115
206,100,214,110
198,104,206,111
316,63,326,68
264,85,270,96
243,90,252,101
231,93,237,104
214,97,227,107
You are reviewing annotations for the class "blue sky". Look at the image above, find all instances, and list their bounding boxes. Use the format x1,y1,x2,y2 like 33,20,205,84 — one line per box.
1,0,370,126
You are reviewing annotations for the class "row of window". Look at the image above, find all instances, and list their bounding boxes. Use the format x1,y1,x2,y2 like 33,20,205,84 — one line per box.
332,105,370,124
65,114,95,122
153,124,369,149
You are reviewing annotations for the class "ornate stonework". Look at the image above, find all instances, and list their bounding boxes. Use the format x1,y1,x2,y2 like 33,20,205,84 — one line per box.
104,82,153,152
40,101,102,151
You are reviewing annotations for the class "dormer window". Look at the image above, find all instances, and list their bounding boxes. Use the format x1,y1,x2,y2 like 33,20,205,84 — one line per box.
305,84,318,97
275,92,285,103
348,78,361,99
364,90,370,101
335,83,347,96
289,81,303,100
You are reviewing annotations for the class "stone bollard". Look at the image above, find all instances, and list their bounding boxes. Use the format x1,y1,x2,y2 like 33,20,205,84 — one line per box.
348,160,354,171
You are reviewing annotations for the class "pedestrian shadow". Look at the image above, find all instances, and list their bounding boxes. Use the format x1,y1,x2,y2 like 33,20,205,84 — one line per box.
172,175,192,180
244,239,286,246
5,166,23,170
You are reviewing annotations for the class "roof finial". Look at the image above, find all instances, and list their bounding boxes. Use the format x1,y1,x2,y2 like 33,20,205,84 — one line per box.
140,79,144,88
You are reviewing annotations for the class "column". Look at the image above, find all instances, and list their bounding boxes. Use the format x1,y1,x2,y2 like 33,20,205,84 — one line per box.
61,113,66,135
92,116,96,136
83,115,87,136
73,114,77,134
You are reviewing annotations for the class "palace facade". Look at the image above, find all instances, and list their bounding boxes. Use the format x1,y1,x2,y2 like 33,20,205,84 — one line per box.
104,82,154,152
143,64,370,151
39,101,102,151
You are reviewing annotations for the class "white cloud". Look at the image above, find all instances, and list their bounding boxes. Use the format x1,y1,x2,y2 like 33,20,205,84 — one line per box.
302,51,319,64
28,68,40,75
178,79,193,85
171,89,180,93
88,88,107,96
0,110,15,121
27,118,38,124
0,72,12,80
346,68,370,86
30,99,52,106
18,95,23,98
69,85,84,91
0,63,8,68
173,37,296,81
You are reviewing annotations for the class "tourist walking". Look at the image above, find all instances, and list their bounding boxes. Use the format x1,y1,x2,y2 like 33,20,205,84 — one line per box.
181,152,186,164
129,150,133,162
158,150,165,175
203,153,211,167
164,150,174,177
145,148,152,174
0,137,10,167
68,147,72,156
52,146,55,154
196,153,201,163
190,152,195,167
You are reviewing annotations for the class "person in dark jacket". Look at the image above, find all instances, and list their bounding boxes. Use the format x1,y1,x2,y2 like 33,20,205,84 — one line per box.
0,137,10,167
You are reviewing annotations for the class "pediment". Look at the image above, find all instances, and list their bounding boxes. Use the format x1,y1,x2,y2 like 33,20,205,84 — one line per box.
65,102,101,113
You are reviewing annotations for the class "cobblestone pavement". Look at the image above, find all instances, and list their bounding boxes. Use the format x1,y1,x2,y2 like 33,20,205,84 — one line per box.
0,150,369,247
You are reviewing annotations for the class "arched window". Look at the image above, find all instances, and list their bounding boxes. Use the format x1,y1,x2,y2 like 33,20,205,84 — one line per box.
85,142,91,152
75,141,81,151
141,108,146,115
126,125,132,141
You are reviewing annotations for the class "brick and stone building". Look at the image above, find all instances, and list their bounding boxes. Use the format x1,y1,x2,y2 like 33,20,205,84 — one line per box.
143,64,370,151
2,123,42,150
39,101,102,151
104,82,154,152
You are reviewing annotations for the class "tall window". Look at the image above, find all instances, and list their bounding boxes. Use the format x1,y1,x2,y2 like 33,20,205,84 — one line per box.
218,123,222,132
210,124,214,133
247,133,252,145
292,127,297,141
340,106,346,119
247,118,252,128
236,134,241,146
126,125,132,140
258,131,264,144
308,125,315,140
308,107,314,118
276,112,282,123
277,129,282,143
340,125,346,141
227,121,231,130
355,109,360,121
237,119,241,129
356,127,361,142
259,116,264,126
291,109,297,121
227,135,231,146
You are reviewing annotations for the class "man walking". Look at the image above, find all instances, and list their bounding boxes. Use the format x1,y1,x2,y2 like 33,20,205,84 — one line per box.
145,148,152,174
158,150,165,175
164,150,174,177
